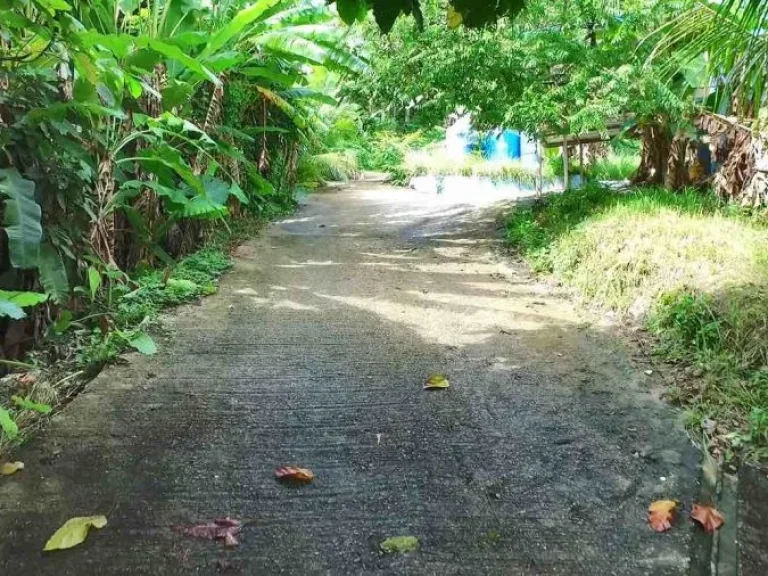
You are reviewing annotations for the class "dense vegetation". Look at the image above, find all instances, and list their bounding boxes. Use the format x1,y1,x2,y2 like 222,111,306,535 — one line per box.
0,0,368,446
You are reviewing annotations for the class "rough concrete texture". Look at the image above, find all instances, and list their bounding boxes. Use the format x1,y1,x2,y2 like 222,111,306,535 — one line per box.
1,184,701,575
738,465,768,575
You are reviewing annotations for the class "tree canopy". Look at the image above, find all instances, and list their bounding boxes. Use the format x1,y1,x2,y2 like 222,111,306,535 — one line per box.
343,0,689,137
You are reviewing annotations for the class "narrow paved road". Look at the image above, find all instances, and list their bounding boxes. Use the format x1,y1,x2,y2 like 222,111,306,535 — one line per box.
1,183,701,575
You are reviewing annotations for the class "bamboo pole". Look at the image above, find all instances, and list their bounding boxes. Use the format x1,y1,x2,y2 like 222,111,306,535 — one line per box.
536,139,543,198
563,139,570,191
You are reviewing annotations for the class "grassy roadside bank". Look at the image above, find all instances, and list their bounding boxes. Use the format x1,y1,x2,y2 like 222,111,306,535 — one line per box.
506,185,768,461
0,216,272,457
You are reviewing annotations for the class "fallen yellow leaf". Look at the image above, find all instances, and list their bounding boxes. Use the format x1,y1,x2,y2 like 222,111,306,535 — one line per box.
424,374,450,390
43,516,108,551
1,461,24,476
648,500,678,532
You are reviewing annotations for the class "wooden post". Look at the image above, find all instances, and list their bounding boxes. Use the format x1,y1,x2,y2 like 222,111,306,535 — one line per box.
579,141,585,185
562,139,570,191
536,139,543,198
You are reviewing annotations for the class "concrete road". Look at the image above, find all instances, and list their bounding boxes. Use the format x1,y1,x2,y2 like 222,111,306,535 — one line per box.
0,183,701,575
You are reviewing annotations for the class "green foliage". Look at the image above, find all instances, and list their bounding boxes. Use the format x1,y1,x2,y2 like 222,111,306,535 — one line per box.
507,184,768,458
0,407,19,440
0,290,49,320
11,395,52,414
0,168,42,269
344,0,687,142
123,331,158,355
298,151,361,187
549,150,639,182
650,0,768,116
74,246,232,369
330,0,525,31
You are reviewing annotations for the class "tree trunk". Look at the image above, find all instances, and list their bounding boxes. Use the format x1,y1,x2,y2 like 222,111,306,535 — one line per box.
632,122,672,186
664,130,690,191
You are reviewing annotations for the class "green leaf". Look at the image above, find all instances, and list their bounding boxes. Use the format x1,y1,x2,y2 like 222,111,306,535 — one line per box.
281,87,338,106
118,180,189,206
0,168,42,269
43,516,108,552
0,407,19,440
423,374,450,390
161,80,193,109
127,332,157,355
229,182,249,205
88,267,102,300
38,244,69,304
0,300,26,320
201,0,282,59
11,396,52,414
37,0,72,12
0,290,48,319
181,196,229,219
166,278,198,292
380,535,419,553
137,37,220,85
52,310,73,334
372,1,403,33
239,66,299,87
336,0,368,24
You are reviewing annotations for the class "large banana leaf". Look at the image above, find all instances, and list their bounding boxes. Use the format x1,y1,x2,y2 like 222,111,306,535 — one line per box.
0,290,49,320
200,0,283,59
38,244,69,304
0,168,43,269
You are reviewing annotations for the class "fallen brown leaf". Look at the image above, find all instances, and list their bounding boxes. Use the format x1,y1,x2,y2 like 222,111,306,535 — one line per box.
17,373,36,388
648,500,678,532
174,518,242,547
275,466,314,483
1,461,24,476
691,503,724,533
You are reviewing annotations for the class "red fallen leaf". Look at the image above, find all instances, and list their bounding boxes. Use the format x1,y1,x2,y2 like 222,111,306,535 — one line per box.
275,466,314,483
17,373,36,388
173,518,241,547
648,500,678,532
691,503,725,533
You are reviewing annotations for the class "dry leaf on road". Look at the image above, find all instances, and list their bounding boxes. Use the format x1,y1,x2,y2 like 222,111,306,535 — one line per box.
275,466,314,483
424,374,450,390
691,504,725,533
1,461,24,475
174,518,242,547
648,500,678,532
43,516,108,551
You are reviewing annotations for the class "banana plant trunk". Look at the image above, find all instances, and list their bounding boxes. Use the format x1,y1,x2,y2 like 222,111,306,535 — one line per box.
90,153,117,265
632,121,672,186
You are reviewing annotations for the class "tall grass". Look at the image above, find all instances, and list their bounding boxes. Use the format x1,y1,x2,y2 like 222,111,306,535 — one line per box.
507,184,768,460
549,152,640,182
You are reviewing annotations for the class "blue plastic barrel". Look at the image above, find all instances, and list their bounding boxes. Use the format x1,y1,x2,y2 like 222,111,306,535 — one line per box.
503,130,522,159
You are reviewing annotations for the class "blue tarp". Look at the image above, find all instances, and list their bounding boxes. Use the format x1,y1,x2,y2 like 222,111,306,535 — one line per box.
480,130,522,161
